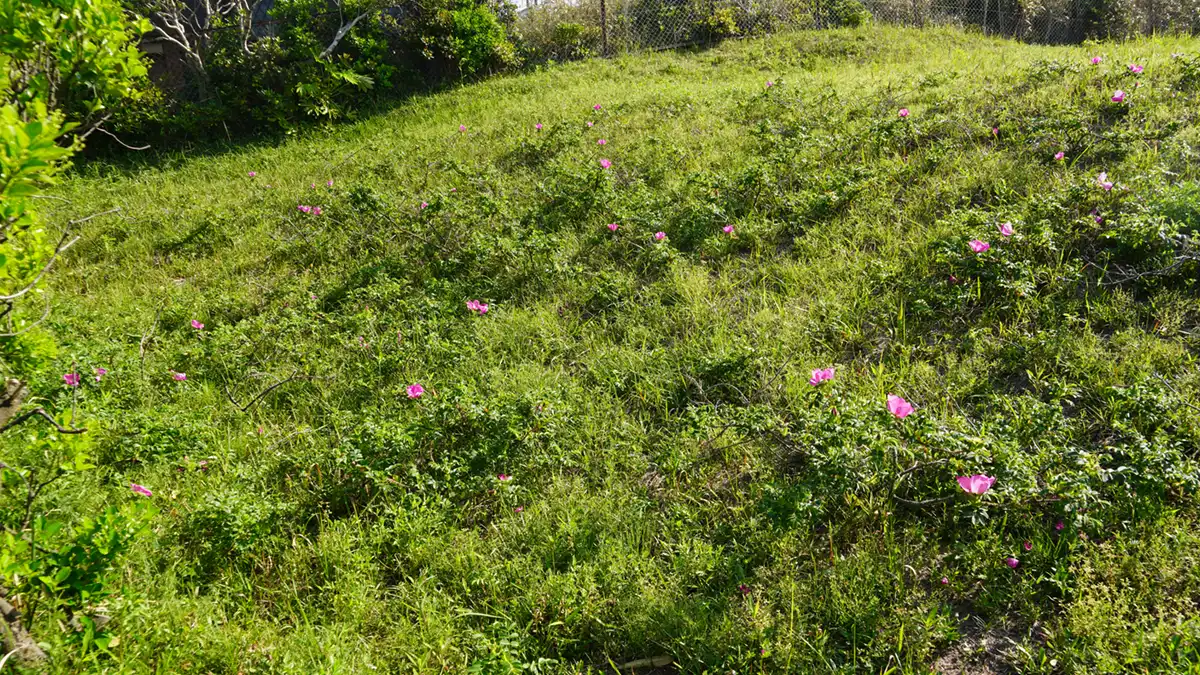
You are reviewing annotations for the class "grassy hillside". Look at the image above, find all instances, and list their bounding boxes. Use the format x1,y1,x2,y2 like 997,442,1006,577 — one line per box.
14,25,1200,672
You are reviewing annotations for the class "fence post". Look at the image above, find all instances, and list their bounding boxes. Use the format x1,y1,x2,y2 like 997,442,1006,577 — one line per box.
601,0,609,56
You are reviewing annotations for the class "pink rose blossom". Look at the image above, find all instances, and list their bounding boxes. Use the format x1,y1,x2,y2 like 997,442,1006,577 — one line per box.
191,319,204,330
407,383,425,399
955,474,996,495
998,222,1014,237
130,483,153,497
1005,557,1020,569
597,139,607,145
808,368,835,386
599,159,612,169
886,394,914,418
969,239,990,253
723,225,734,234
248,171,257,177
1111,90,1126,103
172,372,187,381
1054,151,1065,161
608,223,619,232
898,108,910,118
63,373,80,387
654,231,665,241
1091,56,1102,65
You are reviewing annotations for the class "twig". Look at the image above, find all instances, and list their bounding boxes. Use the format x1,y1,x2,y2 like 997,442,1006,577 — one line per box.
893,495,955,507
223,372,312,412
1154,373,1200,415
0,230,83,302
0,408,86,435
91,126,151,151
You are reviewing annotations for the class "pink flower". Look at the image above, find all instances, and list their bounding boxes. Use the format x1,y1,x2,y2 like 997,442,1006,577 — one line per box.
886,394,914,418
172,372,187,381
63,372,80,387
498,473,511,482
587,121,594,127
998,222,1013,237
1054,151,1065,161
1111,90,1126,103
898,108,910,118
514,506,524,513
420,201,428,209
597,139,607,145
955,474,996,495
407,383,425,399
327,179,334,187
599,159,612,169
535,123,543,131
654,231,665,241
1054,520,1065,531
1128,63,1143,74
311,183,317,189
992,127,999,136
766,80,774,88
738,584,750,596
191,319,204,330
808,367,835,386
593,104,602,111
459,124,467,133
466,300,489,315
1091,56,1102,65
1005,557,1020,569
130,483,153,497
948,274,959,284
1097,172,1113,191
248,171,257,177
1023,540,1033,552
940,576,949,585
298,205,311,213
312,206,322,216
969,239,990,253
723,225,734,234
608,223,619,232
94,367,108,382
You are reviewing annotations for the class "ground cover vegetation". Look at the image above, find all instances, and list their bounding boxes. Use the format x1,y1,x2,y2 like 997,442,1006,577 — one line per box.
4,20,1200,674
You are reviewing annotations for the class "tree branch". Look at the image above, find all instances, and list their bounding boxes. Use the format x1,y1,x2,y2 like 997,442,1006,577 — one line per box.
0,408,87,436
319,12,369,60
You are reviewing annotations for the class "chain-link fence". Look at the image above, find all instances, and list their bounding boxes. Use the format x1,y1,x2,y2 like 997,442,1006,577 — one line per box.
516,0,1200,60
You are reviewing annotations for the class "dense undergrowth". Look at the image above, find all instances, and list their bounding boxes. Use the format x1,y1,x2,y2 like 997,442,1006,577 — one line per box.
11,25,1200,672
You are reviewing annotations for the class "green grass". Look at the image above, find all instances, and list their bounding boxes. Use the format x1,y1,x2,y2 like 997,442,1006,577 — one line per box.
9,24,1200,672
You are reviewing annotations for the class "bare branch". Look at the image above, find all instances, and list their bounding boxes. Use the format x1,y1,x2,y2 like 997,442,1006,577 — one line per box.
319,12,369,60
224,372,313,412
91,126,151,151
0,408,86,435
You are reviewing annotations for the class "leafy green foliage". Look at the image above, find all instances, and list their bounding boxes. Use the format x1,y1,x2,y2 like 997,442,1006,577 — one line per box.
35,26,1200,673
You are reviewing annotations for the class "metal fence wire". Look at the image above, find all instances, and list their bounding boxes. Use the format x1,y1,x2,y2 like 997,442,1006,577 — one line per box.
515,0,1200,59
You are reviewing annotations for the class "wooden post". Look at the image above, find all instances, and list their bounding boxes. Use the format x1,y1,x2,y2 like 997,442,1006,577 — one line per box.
601,0,609,56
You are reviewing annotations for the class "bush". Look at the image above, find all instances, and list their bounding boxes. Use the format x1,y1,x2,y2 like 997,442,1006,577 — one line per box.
115,0,519,140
